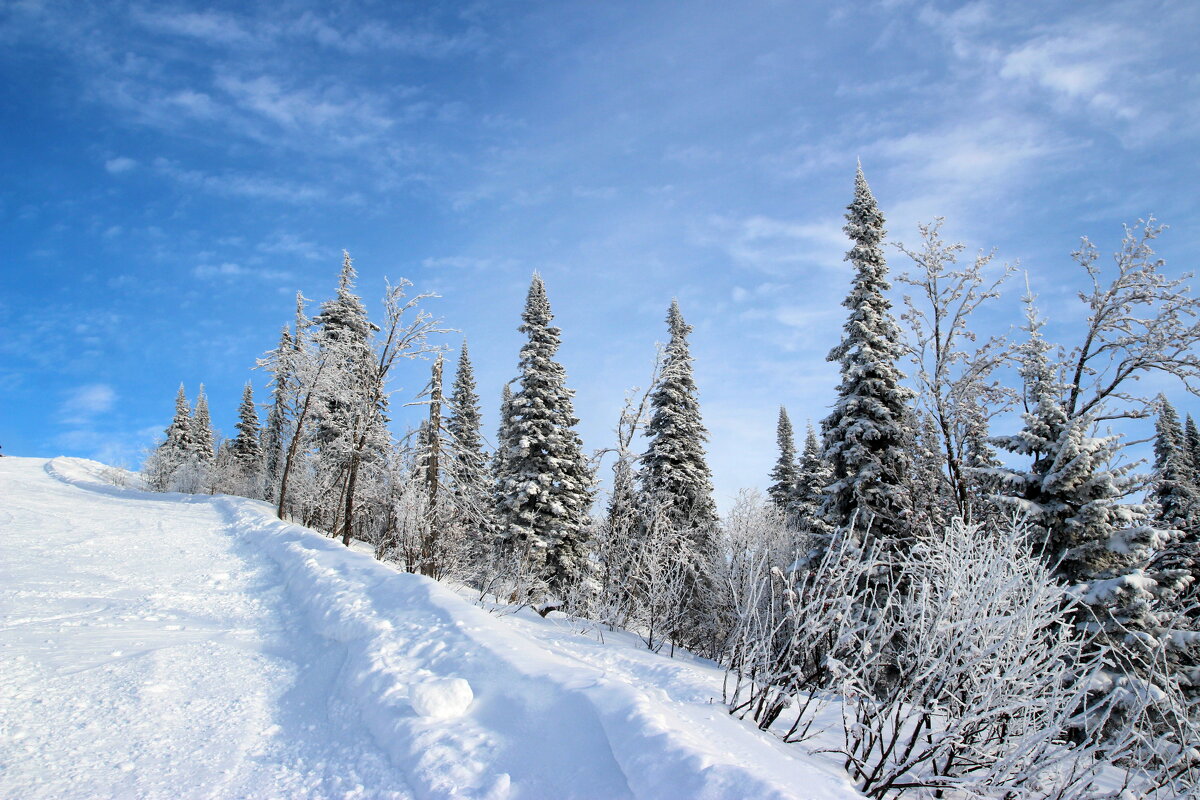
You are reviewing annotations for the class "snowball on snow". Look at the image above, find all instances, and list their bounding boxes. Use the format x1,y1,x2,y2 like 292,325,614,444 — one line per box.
410,677,473,719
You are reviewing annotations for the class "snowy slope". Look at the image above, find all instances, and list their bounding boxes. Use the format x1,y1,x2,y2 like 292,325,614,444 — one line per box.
0,457,860,800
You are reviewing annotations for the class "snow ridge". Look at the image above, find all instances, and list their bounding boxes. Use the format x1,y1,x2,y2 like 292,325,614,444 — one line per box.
30,456,853,800
219,498,822,800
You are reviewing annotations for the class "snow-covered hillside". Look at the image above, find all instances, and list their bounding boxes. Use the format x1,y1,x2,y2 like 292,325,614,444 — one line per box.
0,456,859,800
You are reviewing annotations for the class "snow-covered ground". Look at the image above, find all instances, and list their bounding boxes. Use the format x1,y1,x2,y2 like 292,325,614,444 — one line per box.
0,456,860,799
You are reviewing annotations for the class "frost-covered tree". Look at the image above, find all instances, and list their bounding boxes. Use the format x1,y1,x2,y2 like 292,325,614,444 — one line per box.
232,383,262,465
446,340,493,571
907,410,952,534
895,218,1016,516
767,407,799,514
224,382,263,497
1061,219,1200,425
191,384,214,463
1153,397,1196,532
641,300,718,531
793,424,832,538
821,165,914,545
1187,415,1200,479
639,300,720,648
260,324,294,499
145,384,194,491
310,252,389,541
497,274,595,595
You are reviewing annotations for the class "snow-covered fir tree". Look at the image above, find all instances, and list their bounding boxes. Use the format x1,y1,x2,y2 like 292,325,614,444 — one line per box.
191,384,214,463
1153,397,1197,532
260,324,294,499
447,341,492,559
641,300,718,529
794,424,832,533
767,407,799,514
639,300,720,650
146,384,194,491
820,165,914,545
311,252,390,543
907,410,952,534
990,296,1195,719
232,383,262,465
229,382,263,496
1187,414,1200,490
497,274,595,595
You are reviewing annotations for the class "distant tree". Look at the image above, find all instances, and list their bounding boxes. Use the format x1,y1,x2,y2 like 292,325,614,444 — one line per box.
229,382,263,496
497,274,595,596
145,384,193,491
260,324,294,499
821,165,914,547
767,407,799,515
1153,397,1196,532
191,384,214,463
1187,414,1200,488
794,424,833,539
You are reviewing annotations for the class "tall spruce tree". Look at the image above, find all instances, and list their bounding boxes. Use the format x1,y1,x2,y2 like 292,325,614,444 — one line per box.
261,324,294,498
820,165,913,544
1153,397,1196,532
497,274,595,594
768,407,799,514
640,299,719,649
641,300,718,529
447,341,489,519
231,382,263,483
1186,414,1200,489
792,423,835,560
311,252,389,543
147,384,194,490
191,384,214,462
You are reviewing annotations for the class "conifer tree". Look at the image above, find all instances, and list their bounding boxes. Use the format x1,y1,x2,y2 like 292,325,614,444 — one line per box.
232,383,262,462
492,382,516,511
767,407,799,514
641,300,718,529
908,410,952,533
191,384,214,462
639,299,719,648
821,165,914,544
147,384,194,490
311,252,390,543
497,274,595,594
447,341,487,510
794,424,831,526
1153,397,1196,532
261,324,294,498
1186,414,1200,489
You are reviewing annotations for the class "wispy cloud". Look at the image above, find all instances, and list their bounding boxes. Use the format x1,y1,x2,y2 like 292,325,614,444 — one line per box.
193,262,292,281
104,156,137,174
59,384,116,425
153,158,324,203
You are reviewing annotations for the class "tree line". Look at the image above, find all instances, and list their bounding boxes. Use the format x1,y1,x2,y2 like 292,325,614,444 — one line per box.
144,165,1200,798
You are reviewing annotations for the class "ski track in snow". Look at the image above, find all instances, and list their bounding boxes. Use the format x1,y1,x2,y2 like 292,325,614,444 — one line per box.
0,457,860,800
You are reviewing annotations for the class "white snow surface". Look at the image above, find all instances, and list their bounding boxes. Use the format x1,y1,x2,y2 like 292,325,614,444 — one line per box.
0,457,859,800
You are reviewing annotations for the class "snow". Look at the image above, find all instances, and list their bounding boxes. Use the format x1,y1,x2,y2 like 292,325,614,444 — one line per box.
1,456,861,800
410,677,474,719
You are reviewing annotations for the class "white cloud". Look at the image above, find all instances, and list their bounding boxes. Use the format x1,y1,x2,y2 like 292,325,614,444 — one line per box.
104,156,137,174
59,384,116,424
193,262,291,281
701,215,848,275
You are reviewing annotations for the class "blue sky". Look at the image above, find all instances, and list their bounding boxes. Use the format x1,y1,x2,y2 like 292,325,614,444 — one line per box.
2,0,1198,507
